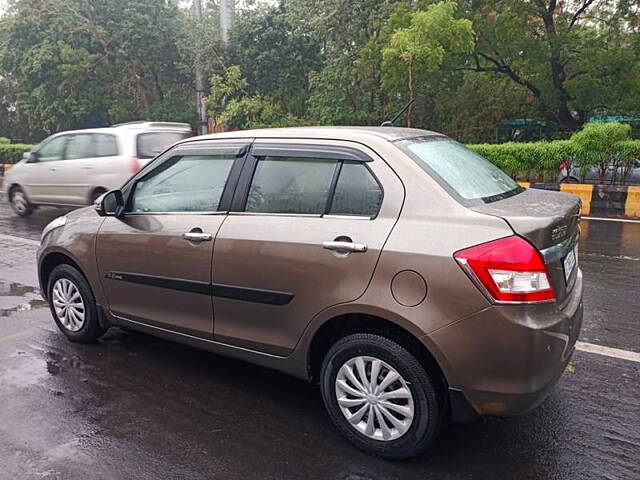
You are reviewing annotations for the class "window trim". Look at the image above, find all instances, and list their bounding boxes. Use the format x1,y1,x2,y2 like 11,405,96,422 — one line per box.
232,143,384,219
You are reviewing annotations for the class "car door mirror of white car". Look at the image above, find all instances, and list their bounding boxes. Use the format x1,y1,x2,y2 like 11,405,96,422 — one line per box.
23,151,38,163
96,189,125,218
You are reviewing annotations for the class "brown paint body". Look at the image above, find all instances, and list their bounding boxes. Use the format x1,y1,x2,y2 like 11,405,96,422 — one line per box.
38,127,583,417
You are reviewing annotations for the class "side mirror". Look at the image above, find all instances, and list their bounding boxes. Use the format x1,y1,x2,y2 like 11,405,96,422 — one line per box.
23,151,38,163
95,189,125,218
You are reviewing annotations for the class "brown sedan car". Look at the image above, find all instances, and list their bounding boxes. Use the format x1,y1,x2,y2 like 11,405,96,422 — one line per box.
36,127,583,459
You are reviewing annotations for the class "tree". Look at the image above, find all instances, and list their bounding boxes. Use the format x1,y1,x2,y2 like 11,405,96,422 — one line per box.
466,0,640,133
0,0,193,139
382,1,473,127
229,4,322,118
205,65,304,131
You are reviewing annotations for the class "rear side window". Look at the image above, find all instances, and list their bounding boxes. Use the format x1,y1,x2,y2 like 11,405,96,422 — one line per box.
94,134,118,157
131,154,234,213
398,137,522,205
329,162,382,217
246,157,337,214
137,132,188,159
65,134,93,160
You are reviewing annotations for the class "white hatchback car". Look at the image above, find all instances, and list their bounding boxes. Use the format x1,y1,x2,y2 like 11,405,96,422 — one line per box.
5,121,191,216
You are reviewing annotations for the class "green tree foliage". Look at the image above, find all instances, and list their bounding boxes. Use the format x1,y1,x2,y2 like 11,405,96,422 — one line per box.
382,1,473,127
1,0,640,144
571,122,633,180
205,66,304,131
466,0,640,133
229,3,322,118
0,0,194,140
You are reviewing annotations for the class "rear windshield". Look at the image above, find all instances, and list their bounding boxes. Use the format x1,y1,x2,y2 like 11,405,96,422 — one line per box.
137,131,188,159
397,137,522,205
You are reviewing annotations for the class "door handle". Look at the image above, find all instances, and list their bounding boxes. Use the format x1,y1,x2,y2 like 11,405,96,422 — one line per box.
182,232,212,242
322,240,367,253
82,165,94,170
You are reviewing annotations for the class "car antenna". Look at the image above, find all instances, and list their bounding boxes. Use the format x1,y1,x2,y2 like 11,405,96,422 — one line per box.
380,99,415,127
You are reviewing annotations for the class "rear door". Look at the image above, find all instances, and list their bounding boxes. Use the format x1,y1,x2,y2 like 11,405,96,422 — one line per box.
211,140,404,355
52,133,96,204
96,141,249,337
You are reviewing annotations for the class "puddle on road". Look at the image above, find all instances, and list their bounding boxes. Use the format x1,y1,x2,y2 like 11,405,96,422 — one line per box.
0,280,47,317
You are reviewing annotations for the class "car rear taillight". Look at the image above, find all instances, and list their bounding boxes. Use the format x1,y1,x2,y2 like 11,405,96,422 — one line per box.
130,157,140,174
454,236,555,303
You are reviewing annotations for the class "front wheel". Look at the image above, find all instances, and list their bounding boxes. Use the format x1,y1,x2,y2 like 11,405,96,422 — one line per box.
9,186,34,217
48,264,106,343
320,333,445,459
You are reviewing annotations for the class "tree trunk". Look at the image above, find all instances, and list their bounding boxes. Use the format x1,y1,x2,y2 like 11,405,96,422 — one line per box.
407,55,414,128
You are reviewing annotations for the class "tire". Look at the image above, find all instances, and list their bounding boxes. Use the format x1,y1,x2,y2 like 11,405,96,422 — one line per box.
9,186,34,217
560,176,580,184
47,264,106,343
320,333,444,459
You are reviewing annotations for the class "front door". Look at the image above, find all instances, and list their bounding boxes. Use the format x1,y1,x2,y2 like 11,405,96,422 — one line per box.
211,140,404,355
22,135,69,203
96,142,248,337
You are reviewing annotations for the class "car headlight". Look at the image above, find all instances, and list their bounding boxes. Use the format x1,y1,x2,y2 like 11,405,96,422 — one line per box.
41,216,67,242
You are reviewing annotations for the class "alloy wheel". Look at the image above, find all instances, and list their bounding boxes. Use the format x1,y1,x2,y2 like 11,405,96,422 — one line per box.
11,190,28,215
52,278,86,332
335,355,415,441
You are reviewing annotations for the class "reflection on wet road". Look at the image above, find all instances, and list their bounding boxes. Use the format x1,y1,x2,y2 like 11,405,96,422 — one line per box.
0,202,639,479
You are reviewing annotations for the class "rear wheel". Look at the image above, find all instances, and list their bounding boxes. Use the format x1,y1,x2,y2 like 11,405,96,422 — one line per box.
48,264,106,343
9,186,33,217
320,333,444,459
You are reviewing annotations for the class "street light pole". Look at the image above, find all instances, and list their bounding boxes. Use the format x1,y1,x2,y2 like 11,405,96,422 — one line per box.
194,0,208,135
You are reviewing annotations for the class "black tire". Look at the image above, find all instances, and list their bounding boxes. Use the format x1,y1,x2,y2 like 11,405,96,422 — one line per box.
560,176,580,184
9,185,34,217
47,264,106,343
320,333,444,459
90,188,107,205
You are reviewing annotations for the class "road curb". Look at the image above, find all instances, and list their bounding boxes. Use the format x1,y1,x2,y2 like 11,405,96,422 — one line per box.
517,182,639,219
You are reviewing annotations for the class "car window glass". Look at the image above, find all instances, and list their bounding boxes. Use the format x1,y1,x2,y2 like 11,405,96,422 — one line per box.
399,138,521,205
137,132,188,159
37,136,67,162
246,157,337,214
131,154,234,213
65,134,94,160
329,162,382,217
94,134,118,157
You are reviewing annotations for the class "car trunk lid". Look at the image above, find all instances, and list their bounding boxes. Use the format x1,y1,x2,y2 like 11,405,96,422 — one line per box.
471,188,581,304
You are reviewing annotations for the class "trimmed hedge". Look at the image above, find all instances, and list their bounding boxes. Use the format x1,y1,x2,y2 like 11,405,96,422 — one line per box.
468,140,576,182
0,143,34,164
0,137,11,144
468,123,640,182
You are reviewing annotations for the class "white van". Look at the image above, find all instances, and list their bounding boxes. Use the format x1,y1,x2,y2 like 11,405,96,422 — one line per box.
4,122,191,216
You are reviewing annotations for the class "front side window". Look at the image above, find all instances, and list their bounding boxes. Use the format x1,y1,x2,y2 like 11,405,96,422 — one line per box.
329,162,382,217
246,157,337,214
36,136,67,162
65,134,94,160
131,154,234,213
397,137,522,205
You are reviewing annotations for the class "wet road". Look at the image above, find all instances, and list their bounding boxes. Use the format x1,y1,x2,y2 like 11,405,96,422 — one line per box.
0,201,639,479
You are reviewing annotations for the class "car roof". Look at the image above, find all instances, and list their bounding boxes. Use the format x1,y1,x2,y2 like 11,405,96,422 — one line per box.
183,126,445,144
49,123,190,136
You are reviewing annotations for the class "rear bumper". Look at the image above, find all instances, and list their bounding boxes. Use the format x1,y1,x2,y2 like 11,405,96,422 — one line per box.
432,269,584,418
